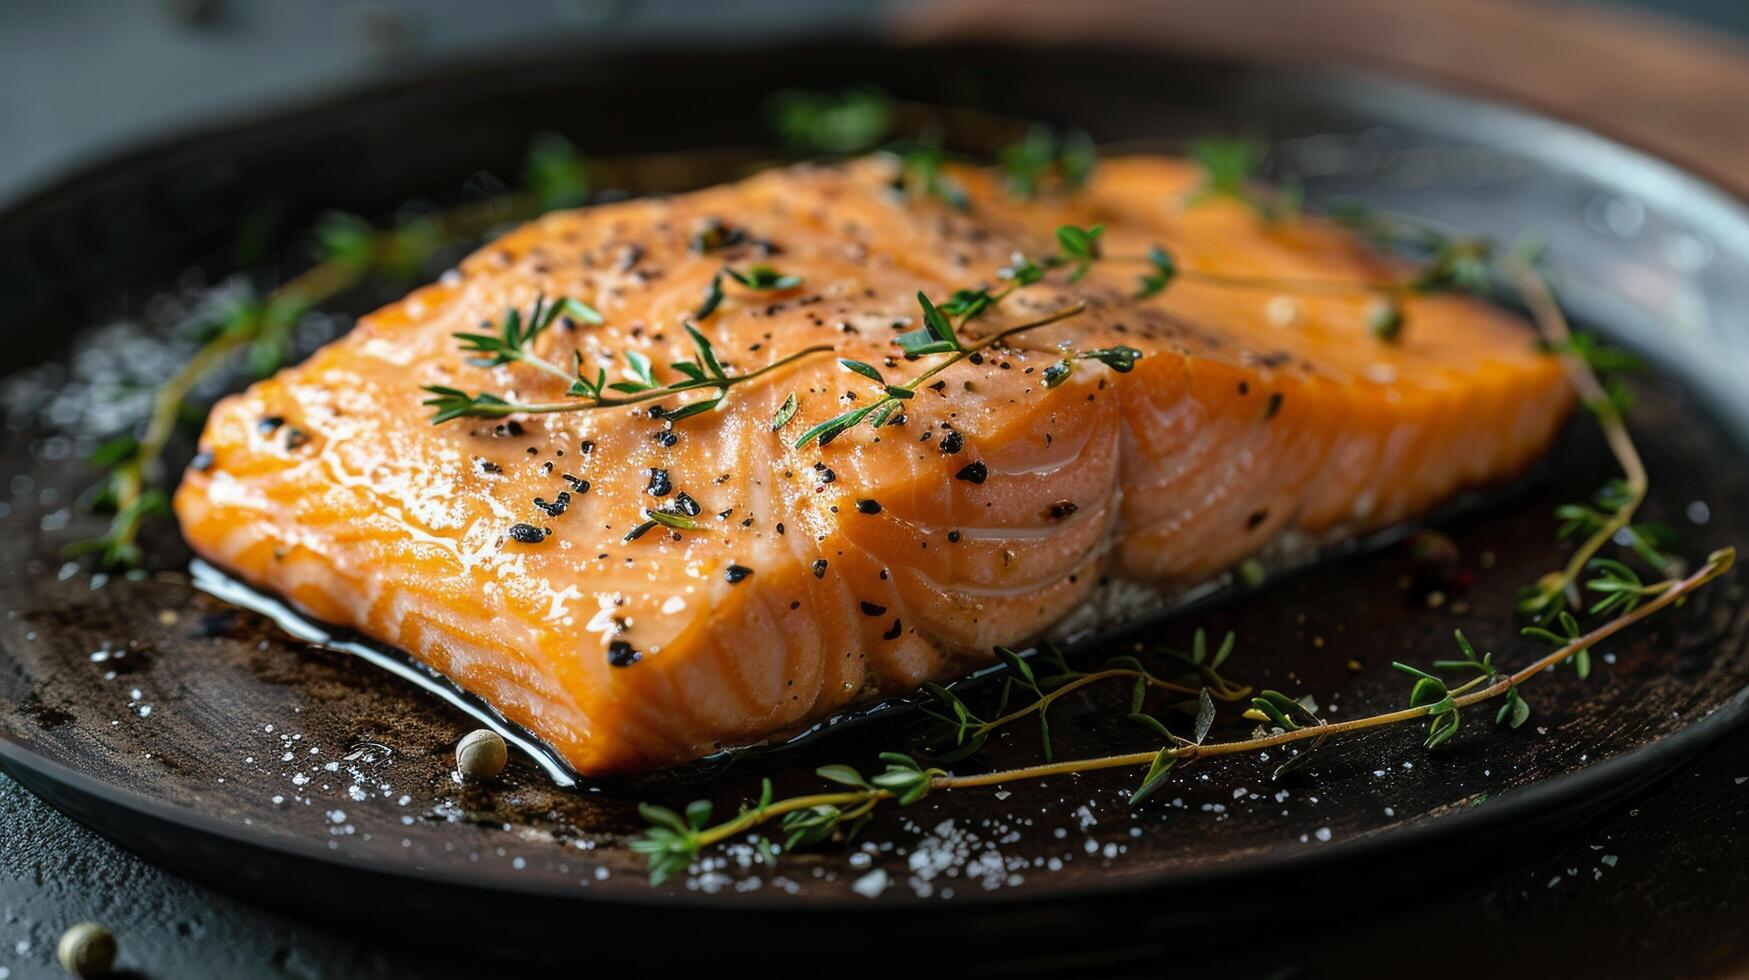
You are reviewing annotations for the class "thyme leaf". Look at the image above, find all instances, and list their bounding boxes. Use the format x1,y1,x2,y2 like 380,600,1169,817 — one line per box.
771,392,800,431
768,88,894,156
999,125,1098,198
724,264,803,291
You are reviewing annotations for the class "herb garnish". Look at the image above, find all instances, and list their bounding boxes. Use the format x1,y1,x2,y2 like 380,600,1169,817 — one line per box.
1108,236,1486,342
689,264,805,321
1000,124,1097,199
1508,263,1667,622
75,135,605,567
923,636,1251,763
423,306,831,424
768,88,895,156
724,264,803,291
626,504,705,543
791,301,1088,449
635,546,1732,883
889,140,970,211
1186,135,1299,221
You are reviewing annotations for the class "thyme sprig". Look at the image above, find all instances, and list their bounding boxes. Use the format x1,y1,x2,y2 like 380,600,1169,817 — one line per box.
888,139,970,211
1125,245,1458,300
768,88,895,156
634,546,1732,883
423,303,832,424
920,635,1253,763
1508,262,1663,622
451,293,603,383
73,136,603,567
1116,237,1489,347
1187,136,1301,221
1000,124,1097,199
791,300,1091,449
789,218,1167,448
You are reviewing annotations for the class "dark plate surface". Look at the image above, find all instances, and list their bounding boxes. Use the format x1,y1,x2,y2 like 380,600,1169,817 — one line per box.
2,35,1748,963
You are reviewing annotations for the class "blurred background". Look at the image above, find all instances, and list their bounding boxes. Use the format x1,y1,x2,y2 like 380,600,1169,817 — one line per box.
3,0,1748,205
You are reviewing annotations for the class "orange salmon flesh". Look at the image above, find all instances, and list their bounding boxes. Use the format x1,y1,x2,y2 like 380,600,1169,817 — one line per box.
175,158,1573,774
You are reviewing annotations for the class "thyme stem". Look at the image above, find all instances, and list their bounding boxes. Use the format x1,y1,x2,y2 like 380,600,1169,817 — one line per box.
693,790,886,849
980,668,1199,733
792,302,1087,448
439,342,836,419
909,301,1086,387
86,194,534,566
1510,259,1652,614
678,548,1732,850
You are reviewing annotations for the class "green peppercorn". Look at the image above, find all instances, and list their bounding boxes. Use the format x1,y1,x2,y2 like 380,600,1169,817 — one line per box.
57,921,116,977
456,728,507,779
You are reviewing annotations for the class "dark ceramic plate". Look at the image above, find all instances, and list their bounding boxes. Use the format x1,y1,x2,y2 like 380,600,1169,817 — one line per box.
3,35,1748,969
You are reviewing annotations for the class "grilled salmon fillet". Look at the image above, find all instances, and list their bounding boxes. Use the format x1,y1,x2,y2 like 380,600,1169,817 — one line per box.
175,157,1572,774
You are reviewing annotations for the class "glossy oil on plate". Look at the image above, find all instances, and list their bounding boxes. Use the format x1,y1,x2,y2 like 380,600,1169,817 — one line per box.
1,37,1746,964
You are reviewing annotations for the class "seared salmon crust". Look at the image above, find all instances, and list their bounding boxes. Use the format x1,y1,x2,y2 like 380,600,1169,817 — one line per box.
176,157,1572,773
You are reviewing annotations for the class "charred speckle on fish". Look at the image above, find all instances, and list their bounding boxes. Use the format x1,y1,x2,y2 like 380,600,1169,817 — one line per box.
562,474,590,493
607,640,641,667
939,430,964,454
812,559,828,578
646,469,672,497
956,461,988,484
855,499,882,514
690,217,747,253
724,564,753,584
534,492,570,517
508,523,549,544
860,601,887,617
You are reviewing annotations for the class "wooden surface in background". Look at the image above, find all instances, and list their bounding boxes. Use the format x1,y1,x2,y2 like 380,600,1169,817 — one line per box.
904,0,1749,196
